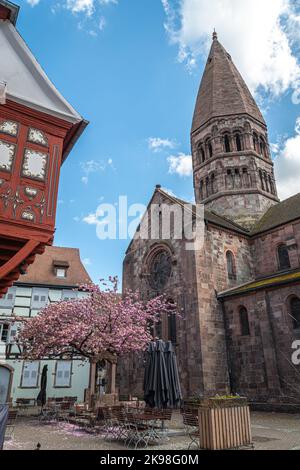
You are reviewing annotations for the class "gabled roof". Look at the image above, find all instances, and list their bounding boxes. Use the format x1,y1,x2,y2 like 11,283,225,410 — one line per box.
0,1,19,25
192,34,266,134
126,187,249,255
17,246,91,287
157,188,249,236
0,20,82,123
251,193,300,236
0,4,88,160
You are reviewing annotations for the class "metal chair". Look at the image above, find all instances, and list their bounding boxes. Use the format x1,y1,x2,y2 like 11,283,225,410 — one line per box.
5,409,18,439
182,410,200,449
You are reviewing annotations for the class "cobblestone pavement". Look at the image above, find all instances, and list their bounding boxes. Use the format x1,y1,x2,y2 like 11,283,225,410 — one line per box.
3,411,300,450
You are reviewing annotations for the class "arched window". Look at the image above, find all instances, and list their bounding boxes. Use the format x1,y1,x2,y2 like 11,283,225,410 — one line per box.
226,169,234,189
259,137,266,156
278,244,291,270
268,175,275,195
234,168,241,188
290,297,300,330
242,167,250,188
253,132,258,152
226,251,236,280
259,170,265,191
201,148,206,163
211,173,216,194
240,307,250,336
224,134,231,153
263,172,269,192
206,177,210,197
235,133,243,152
199,180,204,200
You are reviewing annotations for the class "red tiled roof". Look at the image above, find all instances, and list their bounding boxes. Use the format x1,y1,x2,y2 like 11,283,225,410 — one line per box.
17,246,91,287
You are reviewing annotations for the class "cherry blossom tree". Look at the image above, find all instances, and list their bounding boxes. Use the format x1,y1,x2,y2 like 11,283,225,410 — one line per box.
17,277,176,396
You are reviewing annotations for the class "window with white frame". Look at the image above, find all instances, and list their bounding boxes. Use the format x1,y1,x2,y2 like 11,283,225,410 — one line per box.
31,288,49,310
0,323,9,343
54,361,72,387
56,268,67,278
21,361,40,388
7,322,20,344
62,290,77,301
0,287,16,308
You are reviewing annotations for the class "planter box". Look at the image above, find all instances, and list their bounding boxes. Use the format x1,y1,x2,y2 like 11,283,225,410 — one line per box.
197,398,252,450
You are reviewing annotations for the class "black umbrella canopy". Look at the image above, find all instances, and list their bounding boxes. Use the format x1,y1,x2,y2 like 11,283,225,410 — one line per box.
144,340,182,409
37,365,48,407
164,341,182,408
0,404,8,450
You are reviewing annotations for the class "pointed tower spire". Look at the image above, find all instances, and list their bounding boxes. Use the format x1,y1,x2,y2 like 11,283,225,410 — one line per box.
192,36,265,134
191,35,278,229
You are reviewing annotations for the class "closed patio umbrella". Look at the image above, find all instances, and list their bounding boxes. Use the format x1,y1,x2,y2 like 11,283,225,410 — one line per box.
0,404,8,450
164,341,182,408
37,365,48,408
144,340,181,409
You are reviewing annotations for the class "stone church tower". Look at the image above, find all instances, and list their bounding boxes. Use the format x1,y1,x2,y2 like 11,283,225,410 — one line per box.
192,32,279,229
120,32,300,407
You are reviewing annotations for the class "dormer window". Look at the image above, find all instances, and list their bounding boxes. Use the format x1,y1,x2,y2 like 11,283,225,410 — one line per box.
53,260,69,278
56,268,67,278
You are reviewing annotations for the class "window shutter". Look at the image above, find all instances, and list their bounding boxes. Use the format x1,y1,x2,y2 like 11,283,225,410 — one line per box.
22,362,39,387
55,361,72,387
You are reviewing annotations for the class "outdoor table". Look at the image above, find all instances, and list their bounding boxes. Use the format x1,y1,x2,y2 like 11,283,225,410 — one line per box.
127,413,165,446
39,404,60,422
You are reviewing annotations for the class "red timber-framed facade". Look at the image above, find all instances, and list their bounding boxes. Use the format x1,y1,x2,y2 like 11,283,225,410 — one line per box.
0,1,88,296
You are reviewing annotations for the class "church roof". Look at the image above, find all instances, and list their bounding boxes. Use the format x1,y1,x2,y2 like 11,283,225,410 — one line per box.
251,193,300,235
157,188,249,235
218,268,300,300
192,34,266,134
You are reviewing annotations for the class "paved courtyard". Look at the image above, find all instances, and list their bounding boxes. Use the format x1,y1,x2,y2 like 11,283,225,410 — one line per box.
3,411,300,451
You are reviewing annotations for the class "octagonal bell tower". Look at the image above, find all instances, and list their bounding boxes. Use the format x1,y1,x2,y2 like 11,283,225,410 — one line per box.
191,32,279,229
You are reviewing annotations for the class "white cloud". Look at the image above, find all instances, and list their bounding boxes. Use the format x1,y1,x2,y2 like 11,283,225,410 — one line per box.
83,207,106,225
80,158,113,184
82,257,92,266
162,0,300,97
64,0,118,16
99,16,106,31
274,117,300,200
26,0,40,6
148,137,177,153
66,0,95,16
167,153,193,177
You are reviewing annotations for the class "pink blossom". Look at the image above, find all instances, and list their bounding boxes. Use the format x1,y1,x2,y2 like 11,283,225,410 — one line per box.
18,278,177,363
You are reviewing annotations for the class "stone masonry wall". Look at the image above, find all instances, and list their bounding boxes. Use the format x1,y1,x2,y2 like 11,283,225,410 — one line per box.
252,221,300,278
223,283,300,403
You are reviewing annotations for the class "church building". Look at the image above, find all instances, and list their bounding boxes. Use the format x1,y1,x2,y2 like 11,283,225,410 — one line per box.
120,33,300,407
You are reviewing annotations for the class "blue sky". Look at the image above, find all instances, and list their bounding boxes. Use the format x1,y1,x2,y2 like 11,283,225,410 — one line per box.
16,0,300,284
